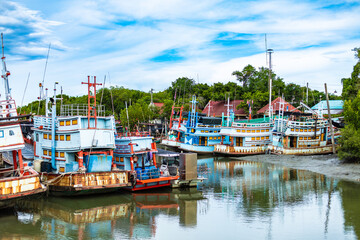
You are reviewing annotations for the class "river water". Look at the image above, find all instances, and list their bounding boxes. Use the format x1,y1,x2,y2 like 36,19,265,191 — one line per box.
1,156,359,240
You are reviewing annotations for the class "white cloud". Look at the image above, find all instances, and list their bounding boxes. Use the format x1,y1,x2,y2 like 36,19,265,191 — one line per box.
3,0,360,105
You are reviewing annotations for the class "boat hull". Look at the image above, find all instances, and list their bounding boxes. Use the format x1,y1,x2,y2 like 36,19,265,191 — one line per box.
269,145,334,155
126,176,179,191
214,144,267,156
41,171,132,196
178,144,214,154
160,139,181,148
0,168,46,208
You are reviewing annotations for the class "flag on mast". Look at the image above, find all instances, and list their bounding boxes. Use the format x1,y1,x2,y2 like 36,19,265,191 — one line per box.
248,100,253,120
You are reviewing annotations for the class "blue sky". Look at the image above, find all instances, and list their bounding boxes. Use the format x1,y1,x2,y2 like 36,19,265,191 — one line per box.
1,0,359,105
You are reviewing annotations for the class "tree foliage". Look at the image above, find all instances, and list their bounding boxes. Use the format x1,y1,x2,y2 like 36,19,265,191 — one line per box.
338,48,360,162
19,64,340,130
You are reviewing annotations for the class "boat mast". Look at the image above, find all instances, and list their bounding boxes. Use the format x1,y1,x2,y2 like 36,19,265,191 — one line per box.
1,33,12,100
267,48,274,120
51,82,59,170
224,96,231,127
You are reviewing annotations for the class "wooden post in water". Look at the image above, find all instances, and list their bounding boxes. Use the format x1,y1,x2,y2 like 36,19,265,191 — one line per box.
324,83,336,154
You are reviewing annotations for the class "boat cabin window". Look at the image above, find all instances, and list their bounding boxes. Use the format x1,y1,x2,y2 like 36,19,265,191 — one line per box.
9,130,14,136
36,133,39,141
0,130,4,138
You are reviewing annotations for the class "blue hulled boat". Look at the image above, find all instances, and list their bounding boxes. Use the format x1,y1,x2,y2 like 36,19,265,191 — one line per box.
179,96,222,154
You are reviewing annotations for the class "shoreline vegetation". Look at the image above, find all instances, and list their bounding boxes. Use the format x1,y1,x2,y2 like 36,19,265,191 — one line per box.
19,65,340,125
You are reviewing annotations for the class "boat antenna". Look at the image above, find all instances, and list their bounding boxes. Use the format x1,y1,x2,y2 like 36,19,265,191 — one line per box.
108,72,115,116
1,33,12,100
37,43,51,115
100,75,106,104
41,43,51,98
19,72,31,113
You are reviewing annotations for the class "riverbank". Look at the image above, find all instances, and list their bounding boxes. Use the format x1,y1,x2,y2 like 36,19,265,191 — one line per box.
237,154,360,183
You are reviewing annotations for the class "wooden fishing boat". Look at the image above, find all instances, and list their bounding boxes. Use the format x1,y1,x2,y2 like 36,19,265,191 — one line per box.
214,97,273,156
32,76,134,196
215,118,273,156
179,96,222,154
0,33,46,208
270,117,333,155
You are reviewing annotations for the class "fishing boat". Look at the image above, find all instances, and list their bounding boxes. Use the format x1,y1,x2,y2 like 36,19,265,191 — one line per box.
160,105,186,148
0,33,46,208
32,76,135,195
214,98,272,156
179,96,222,154
269,101,333,155
113,132,180,191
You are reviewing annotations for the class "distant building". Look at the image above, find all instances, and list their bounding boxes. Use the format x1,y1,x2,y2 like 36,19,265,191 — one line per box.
150,102,164,114
202,100,246,117
257,97,300,115
311,100,343,115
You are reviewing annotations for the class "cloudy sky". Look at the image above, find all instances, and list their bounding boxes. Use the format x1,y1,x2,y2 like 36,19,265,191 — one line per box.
1,0,359,105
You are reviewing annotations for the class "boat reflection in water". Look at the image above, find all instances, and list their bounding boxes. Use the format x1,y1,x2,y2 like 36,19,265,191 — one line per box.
2,157,360,239
0,188,205,239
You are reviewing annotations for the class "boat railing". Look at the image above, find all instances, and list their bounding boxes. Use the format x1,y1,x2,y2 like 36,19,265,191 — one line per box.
60,104,105,116
34,116,58,130
0,166,38,180
196,124,221,128
287,120,328,128
117,131,151,138
115,144,132,153
0,99,18,118
232,122,272,128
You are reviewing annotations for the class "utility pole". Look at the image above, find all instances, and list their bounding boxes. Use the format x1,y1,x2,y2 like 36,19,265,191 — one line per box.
324,83,336,154
267,49,274,120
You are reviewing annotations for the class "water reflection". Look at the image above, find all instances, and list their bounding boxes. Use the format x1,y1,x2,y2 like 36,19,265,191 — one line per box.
0,188,205,240
1,156,360,240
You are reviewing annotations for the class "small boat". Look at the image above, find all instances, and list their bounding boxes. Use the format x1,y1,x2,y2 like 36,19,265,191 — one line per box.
32,76,134,196
179,96,222,154
0,33,46,208
161,105,186,148
114,132,180,191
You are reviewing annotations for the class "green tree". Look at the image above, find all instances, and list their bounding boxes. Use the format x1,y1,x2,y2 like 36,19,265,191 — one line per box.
232,64,256,88
342,48,360,101
338,48,360,162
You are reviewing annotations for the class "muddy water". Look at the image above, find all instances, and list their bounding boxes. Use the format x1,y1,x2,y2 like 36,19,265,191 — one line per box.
1,156,360,240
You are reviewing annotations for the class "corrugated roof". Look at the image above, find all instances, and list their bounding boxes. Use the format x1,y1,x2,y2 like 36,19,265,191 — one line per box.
202,100,246,117
257,97,300,114
311,100,343,110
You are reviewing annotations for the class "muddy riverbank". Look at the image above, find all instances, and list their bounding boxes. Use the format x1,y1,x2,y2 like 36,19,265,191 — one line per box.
236,154,360,183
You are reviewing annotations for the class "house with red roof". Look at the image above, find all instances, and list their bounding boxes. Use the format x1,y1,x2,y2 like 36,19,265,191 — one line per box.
202,100,247,117
150,102,164,114
257,97,300,115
